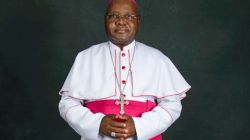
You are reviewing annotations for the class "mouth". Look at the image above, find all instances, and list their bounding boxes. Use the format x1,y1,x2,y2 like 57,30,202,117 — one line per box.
115,28,129,34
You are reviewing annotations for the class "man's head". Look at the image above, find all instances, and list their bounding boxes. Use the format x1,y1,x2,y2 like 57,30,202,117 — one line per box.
105,0,140,47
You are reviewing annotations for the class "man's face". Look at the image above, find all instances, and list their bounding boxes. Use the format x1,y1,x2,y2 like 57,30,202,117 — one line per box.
105,0,140,47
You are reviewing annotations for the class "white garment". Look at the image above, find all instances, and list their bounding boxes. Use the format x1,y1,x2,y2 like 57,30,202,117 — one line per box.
58,41,191,140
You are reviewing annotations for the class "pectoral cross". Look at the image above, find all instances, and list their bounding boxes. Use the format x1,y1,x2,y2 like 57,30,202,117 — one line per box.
115,94,129,115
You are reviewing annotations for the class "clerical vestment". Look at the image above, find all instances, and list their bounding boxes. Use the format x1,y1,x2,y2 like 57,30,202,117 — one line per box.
58,41,191,140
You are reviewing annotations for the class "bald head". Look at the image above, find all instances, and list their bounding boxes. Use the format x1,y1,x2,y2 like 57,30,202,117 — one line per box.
108,0,137,5
106,0,139,15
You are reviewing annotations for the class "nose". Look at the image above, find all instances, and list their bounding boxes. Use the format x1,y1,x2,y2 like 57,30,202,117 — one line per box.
115,17,127,25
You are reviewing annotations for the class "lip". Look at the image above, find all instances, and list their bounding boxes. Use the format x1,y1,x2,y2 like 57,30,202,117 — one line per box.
115,28,129,33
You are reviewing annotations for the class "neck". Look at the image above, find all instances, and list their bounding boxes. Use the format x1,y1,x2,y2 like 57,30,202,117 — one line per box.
111,40,135,50
115,43,127,49
118,46,124,51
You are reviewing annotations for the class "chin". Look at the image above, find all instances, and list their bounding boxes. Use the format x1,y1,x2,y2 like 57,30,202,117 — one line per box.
110,39,128,46
112,36,129,42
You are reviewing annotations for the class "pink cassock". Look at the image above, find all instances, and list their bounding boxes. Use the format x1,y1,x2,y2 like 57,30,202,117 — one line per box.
85,100,162,140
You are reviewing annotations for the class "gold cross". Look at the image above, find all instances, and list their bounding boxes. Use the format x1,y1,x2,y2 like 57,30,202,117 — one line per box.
115,94,129,115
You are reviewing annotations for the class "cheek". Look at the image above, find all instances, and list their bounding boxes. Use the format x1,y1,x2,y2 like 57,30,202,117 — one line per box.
129,24,137,33
108,23,116,30
106,23,115,32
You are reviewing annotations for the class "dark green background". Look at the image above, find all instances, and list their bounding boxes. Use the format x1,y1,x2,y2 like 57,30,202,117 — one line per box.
1,0,249,140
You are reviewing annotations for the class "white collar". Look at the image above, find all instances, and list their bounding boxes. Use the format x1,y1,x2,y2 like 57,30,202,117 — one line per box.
108,40,136,51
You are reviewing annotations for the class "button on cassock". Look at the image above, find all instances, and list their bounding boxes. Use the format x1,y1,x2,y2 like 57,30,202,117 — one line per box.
122,80,126,84
122,66,126,70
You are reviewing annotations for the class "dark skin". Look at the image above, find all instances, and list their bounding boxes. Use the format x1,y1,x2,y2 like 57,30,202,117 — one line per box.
100,0,141,139
104,0,140,49
100,114,136,139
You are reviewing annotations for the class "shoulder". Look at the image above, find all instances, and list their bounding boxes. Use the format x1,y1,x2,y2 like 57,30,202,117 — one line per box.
136,41,170,61
77,42,108,58
77,42,108,56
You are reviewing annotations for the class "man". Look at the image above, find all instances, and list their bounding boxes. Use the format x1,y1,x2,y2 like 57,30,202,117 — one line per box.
58,0,191,140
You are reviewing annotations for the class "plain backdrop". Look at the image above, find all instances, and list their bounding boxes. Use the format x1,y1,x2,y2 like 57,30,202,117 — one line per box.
0,0,249,140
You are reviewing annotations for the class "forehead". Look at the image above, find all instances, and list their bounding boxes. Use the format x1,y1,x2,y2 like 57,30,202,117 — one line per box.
106,1,138,14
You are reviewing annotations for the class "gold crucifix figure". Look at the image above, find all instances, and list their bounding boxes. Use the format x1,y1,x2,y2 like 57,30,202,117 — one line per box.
115,94,129,115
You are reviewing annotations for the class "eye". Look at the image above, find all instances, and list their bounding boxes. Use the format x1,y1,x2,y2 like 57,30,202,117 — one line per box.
107,14,119,20
125,14,136,21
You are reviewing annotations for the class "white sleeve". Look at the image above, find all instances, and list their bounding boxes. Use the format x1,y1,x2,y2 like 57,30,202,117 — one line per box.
58,92,105,139
133,94,183,139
